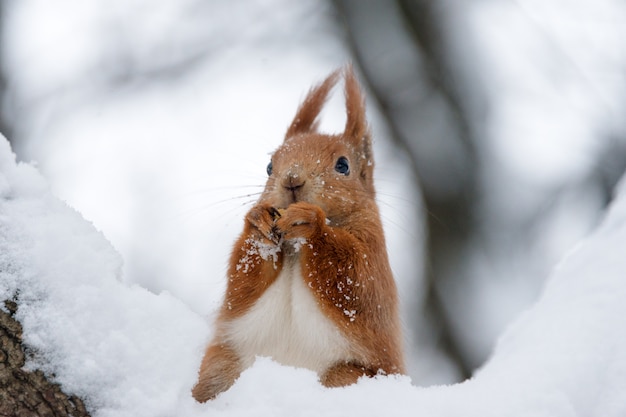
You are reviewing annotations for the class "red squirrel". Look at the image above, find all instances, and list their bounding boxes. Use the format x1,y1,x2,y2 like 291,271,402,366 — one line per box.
192,66,405,402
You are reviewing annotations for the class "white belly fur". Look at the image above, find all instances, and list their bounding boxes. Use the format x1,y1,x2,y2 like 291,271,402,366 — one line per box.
225,256,350,372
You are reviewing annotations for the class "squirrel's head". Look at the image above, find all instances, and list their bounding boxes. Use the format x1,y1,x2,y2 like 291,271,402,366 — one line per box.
259,66,376,222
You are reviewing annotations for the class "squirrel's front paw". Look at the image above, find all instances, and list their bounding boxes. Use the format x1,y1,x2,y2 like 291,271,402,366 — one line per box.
246,204,282,244
275,202,325,241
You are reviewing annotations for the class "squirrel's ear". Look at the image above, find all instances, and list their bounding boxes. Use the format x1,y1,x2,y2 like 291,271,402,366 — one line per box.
343,65,368,143
343,65,374,185
285,69,341,139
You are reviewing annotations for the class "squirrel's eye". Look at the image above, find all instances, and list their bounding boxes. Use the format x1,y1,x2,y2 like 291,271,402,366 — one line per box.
335,157,350,175
266,161,273,176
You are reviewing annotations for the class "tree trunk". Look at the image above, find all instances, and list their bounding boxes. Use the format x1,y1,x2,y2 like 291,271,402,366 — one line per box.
332,0,478,379
0,301,90,417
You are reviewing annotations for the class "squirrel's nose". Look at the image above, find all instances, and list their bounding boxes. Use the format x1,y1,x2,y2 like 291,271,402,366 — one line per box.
282,170,305,192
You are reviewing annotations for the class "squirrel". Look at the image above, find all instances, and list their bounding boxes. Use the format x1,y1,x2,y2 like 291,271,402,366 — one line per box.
192,66,405,402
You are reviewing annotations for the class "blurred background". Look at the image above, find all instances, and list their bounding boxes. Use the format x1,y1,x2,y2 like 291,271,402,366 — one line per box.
1,0,625,386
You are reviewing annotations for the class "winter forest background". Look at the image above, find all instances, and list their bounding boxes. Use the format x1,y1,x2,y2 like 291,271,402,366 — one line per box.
1,1,626,416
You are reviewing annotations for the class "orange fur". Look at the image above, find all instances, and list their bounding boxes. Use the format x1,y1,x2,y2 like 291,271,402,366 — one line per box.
192,66,405,403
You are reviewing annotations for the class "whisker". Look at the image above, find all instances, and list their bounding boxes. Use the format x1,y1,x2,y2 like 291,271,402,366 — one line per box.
166,192,263,225
170,178,424,242
334,186,424,241
187,198,258,233
376,192,421,211
169,184,265,200
377,210,422,242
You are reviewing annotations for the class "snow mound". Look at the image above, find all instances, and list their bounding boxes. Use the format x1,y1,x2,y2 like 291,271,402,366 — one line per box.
0,135,209,416
2,133,626,416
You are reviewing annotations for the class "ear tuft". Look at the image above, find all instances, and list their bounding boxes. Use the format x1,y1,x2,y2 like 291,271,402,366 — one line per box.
343,64,368,142
285,69,341,139
343,65,374,190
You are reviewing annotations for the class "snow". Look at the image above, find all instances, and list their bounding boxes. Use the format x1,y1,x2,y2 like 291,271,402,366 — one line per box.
0,136,209,416
2,126,626,416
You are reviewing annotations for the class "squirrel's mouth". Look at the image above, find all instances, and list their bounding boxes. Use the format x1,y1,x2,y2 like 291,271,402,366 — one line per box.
280,169,306,203
283,181,305,204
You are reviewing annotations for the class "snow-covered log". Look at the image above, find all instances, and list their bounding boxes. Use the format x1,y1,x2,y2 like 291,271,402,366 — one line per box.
0,301,90,416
